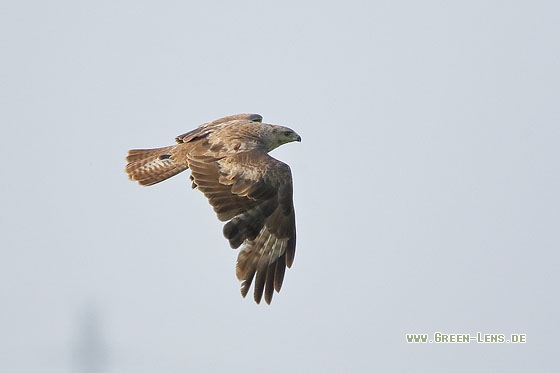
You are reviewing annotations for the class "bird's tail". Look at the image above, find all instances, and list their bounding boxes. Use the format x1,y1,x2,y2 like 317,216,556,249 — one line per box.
125,146,189,186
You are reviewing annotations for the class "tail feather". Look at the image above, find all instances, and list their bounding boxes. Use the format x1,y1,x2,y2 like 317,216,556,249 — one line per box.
125,146,188,186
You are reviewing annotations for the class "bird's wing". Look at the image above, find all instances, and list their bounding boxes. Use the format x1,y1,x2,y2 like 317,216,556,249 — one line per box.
175,113,262,143
187,149,296,304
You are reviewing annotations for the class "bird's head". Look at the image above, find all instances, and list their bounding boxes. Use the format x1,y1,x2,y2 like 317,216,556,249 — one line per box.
267,125,302,151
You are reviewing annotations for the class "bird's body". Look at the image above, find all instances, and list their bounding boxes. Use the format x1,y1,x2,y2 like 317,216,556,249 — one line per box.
125,114,300,304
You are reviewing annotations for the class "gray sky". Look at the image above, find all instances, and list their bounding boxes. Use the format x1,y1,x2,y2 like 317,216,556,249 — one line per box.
1,1,559,372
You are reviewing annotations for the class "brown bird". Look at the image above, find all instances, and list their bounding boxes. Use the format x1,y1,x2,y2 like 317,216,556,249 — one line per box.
125,114,301,304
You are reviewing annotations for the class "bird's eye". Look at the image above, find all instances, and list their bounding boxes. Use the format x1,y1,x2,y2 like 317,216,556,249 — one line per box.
284,131,292,137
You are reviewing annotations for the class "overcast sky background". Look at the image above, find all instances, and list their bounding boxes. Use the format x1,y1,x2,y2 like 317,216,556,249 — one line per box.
1,1,559,372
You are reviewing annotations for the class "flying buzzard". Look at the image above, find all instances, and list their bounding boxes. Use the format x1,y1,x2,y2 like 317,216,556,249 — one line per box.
125,114,301,304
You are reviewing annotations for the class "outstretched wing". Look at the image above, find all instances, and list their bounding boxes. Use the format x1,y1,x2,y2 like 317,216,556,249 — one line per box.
187,150,296,304
175,113,263,143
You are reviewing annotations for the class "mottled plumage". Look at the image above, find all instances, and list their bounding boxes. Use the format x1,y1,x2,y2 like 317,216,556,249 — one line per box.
125,114,300,304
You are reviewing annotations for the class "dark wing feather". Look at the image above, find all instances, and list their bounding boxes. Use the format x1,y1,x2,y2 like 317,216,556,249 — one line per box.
187,149,296,304
175,113,262,143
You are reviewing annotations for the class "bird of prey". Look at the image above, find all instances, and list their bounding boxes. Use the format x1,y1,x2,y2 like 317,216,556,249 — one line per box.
125,114,301,304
